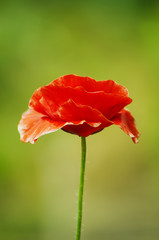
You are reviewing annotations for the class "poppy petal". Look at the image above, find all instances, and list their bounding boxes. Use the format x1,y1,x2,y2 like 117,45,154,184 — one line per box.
57,99,111,124
18,109,68,143
57,99,112,137
53,74,96,92
29,85,59,117
18,108,104,143
111,109,140,143
29,82,132,121
62,122,107,137
53,74,129,96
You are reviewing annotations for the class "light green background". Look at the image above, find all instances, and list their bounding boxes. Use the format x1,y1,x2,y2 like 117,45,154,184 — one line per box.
0,0,159,239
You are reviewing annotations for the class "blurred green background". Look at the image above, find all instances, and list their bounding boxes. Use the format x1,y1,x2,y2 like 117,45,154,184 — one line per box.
0,0,159,239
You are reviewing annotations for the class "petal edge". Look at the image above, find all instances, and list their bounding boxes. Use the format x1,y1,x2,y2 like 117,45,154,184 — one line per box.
111,109,140,143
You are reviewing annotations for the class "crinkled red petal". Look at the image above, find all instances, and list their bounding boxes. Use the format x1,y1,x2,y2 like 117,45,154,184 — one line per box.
18,109,67,143
29,82,132,121
57,99,112,136
57,99,110,123
54,74,129,96
62,122,109,137
111,108,140,143
18,108,107,143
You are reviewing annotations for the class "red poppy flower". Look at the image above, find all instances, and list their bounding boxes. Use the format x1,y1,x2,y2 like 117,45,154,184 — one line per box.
18,74,140,144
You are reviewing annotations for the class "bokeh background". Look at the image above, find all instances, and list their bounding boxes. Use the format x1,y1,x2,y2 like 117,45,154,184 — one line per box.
1,0,159,239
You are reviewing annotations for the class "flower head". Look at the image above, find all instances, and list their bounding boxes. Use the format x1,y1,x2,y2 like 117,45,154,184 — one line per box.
18,74,140,143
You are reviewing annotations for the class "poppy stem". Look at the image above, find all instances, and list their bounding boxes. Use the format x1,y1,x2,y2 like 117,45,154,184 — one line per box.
76,136,87,240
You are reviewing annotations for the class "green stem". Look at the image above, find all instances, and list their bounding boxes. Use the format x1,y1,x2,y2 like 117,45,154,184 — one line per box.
76,136,87,240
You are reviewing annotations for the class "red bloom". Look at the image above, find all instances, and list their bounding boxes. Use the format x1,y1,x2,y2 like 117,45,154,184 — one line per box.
18,74,140,144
